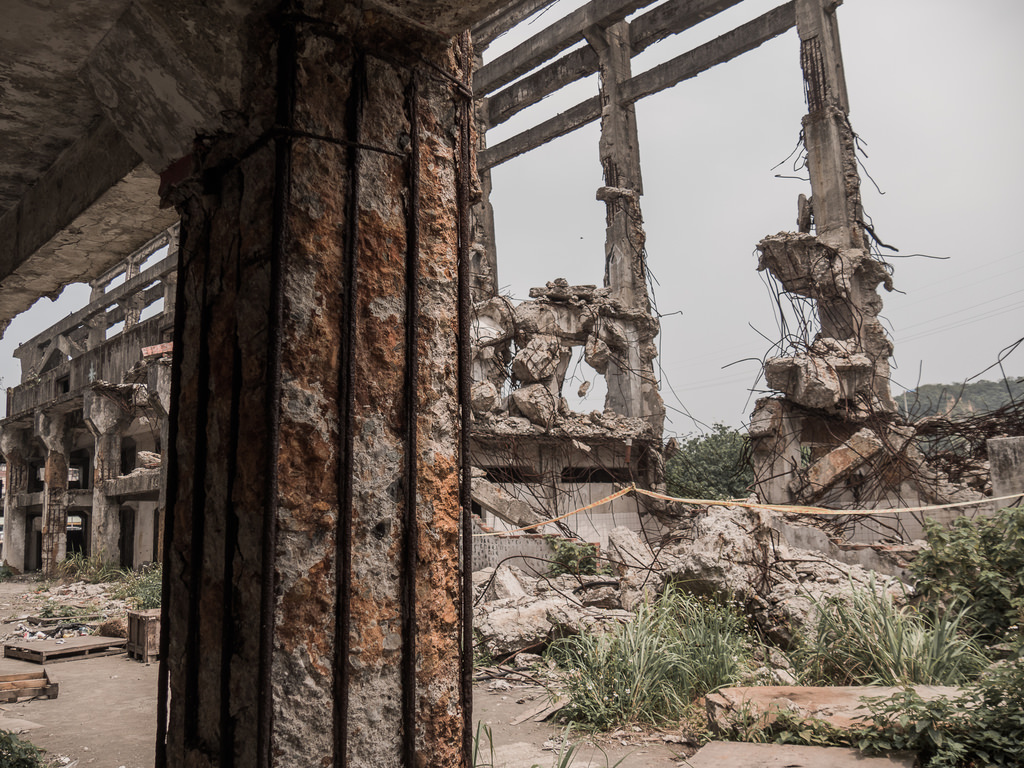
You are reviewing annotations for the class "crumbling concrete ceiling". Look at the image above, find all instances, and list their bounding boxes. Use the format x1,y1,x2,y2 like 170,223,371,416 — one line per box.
0,0,505,334
0,0,131,214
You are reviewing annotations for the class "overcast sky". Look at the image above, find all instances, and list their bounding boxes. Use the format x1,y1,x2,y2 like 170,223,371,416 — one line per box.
1,0,1022,436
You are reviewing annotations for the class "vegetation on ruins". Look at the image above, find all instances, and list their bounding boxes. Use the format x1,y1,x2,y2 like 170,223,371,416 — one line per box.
793,578,987,686
0,730,44,768
48,553,163,609
911,506,1024,642
55,552,123,584
664,424,754,501
545,537,609,577
118,563,164,610
721,507,1024,766
550,587,748,729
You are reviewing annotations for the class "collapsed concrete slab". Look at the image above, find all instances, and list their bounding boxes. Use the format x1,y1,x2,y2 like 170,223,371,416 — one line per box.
687,741,915,768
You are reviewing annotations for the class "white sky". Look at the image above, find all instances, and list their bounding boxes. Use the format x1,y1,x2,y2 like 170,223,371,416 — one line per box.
1,0,1022,435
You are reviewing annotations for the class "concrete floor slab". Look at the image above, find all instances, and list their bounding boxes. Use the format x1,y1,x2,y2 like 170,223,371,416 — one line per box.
684,742,915,767
707,685,960,730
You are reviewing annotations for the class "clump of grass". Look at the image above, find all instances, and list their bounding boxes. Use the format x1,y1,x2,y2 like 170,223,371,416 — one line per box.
55,552,122,584
0,730,44,768
794,578,988,686
118,563,163,609
551,586,749,729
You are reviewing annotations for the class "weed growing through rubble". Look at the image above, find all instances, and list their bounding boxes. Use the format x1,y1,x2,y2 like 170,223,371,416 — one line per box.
0,730,44,768
794,577,988,686
545,537,609,577
118,563,163,609
550,586,749,729
55,552,122,584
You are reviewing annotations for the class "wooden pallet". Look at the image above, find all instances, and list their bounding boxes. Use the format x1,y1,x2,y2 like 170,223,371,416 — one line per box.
3,636,127,664
0,668,58,702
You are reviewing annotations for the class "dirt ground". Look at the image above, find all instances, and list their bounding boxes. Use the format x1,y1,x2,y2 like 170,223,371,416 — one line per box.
473,681,694,768
0,578,692,767
0,580,158,767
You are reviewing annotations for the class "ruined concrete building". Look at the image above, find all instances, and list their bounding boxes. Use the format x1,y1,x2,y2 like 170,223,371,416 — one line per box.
0,0,995,765
1,229,176,575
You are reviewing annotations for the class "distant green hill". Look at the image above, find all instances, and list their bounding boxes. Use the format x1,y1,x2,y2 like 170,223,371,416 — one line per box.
897,377,1024,422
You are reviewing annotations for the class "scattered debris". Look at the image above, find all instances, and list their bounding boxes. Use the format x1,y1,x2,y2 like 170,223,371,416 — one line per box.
473,502,906,657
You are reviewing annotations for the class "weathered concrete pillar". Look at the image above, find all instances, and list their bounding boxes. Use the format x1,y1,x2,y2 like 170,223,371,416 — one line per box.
989,436,1024,508
589,21,664,433
123,255,143,329
0,427,30,572
155,17,470,768
470,50,500,304
147,359,172,563
84,387,132,562
795,0,895,412
87,280,109,351
35,411,69,578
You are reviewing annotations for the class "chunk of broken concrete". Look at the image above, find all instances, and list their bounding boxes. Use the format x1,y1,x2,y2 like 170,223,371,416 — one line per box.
510,383,558,428
607,526,663,611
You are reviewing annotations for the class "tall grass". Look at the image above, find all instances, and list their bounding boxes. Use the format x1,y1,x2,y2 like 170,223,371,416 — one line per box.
55,552,122,583
551,587,749,729
794,578,988,686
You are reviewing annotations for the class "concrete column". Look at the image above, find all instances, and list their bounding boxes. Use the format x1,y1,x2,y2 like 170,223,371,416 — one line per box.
123,255,143,329
84,387,131,562
87,280,109,350
589,21,664,433
147,359,171,563
35,411,69,578
470,51,500,304
0,427,30,572
795,0,895,412
157,18,467,767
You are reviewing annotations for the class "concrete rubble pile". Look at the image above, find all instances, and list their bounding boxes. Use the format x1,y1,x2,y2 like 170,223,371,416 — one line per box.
474,504,905,660
749,232,985,517
471,278,660,436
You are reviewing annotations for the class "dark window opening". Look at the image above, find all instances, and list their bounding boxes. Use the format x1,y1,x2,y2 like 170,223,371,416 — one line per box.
560,466,632,484
481,465,536,484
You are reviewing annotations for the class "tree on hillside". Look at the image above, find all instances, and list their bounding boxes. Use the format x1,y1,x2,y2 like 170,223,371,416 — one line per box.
898,377,1024,422
665,424,754,501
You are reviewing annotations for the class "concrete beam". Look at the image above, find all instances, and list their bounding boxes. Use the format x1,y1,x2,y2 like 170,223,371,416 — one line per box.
474,0,657,95
0,117,175,334
480,2,796,169
486,0,744,128
473,0,560,46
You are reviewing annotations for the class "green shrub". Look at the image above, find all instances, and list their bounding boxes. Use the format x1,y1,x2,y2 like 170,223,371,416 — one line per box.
665,424,753,501
546,537,608,577
118,563,163,609
551,587,749,729
794,579,987,686
853,652,1024,767
0,730,44,768
911,506,1024,642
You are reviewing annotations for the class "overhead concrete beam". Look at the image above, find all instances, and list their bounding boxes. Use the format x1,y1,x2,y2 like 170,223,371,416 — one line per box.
0,117,176,335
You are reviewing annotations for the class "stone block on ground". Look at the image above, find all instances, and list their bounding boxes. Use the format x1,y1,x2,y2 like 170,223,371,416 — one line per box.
706,685,960,733
687,741,915,767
